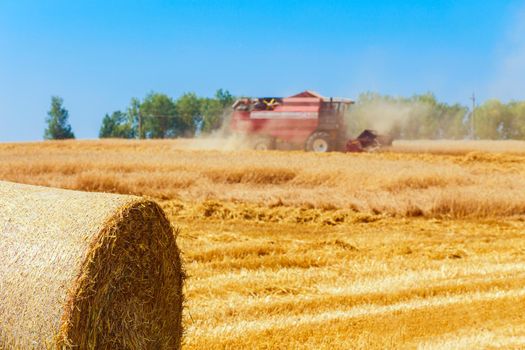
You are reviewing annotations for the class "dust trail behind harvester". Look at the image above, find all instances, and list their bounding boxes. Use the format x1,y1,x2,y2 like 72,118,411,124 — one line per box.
344,97,431,138
182,132,251,151
180,109,254,151
343,93,481,143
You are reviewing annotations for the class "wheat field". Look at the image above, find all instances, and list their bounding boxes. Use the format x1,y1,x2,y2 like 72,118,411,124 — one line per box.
1,139,524,349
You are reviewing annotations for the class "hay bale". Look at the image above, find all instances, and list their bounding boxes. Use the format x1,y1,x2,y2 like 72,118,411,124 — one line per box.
0,181,183,349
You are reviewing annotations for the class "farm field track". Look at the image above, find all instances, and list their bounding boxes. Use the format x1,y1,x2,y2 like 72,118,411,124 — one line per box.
1,139,525,348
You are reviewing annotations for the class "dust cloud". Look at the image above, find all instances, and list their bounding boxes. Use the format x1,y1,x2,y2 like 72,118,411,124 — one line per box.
182,133,250,151
345,98,431,136
178,111,252,151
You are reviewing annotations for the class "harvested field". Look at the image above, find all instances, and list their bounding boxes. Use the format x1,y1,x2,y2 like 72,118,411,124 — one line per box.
0,181,183,349
1,139,524,349
173,213,525,349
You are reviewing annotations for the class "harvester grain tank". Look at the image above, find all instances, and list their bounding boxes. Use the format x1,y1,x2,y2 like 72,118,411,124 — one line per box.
230,90,392,152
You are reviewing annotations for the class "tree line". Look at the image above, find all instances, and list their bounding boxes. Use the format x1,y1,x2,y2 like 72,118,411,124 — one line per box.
44,91,525,140
44,89,234,140
346,92,525,140
99,89,234,139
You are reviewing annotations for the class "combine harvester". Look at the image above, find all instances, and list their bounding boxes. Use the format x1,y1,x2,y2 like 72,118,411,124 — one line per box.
231,90,393,152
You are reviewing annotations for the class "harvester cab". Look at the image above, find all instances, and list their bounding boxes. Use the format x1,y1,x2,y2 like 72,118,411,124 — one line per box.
230,90,392,152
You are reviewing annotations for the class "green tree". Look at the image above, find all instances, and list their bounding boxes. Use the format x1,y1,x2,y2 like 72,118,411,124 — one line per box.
176,92,201,136
200,98,223,133
473,99,525,140
99,111,135,138
127,98,142,138
409,93,468,139
140,93,178,138
198,89,236,133
475,100,508,139
44,96,75,140
215,88,235,108
508,101,525,139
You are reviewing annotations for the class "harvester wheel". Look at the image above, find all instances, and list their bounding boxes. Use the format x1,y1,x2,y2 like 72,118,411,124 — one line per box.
306,131,333,152
252,137,275,151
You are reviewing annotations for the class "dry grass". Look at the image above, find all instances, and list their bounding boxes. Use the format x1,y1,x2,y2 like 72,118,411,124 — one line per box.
0,181,183,349
0,139,524,219
1,139,524,349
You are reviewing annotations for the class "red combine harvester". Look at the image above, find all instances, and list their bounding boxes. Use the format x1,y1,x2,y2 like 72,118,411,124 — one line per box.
230,90,392,152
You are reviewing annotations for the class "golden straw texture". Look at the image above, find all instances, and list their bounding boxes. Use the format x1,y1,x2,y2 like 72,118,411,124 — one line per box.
0,181,183,349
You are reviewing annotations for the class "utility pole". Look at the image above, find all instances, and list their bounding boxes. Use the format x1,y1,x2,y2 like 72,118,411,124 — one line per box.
470,93,476,139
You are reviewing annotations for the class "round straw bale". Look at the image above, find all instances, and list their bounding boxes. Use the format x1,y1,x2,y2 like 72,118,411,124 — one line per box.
0,181,183,349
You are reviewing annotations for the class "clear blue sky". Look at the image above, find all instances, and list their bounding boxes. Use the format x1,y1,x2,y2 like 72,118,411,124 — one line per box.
1,0,525,141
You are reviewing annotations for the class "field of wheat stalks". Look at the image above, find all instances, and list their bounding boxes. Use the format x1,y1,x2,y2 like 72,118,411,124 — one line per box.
1,139,524,349
2,139,525,218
